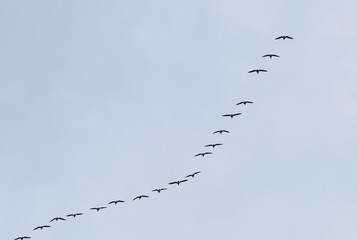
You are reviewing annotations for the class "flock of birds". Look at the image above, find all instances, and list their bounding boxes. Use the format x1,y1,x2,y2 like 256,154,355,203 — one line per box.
14,35,293,240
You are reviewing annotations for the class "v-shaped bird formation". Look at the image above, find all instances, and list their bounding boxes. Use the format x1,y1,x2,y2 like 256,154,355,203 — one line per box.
14,35,293,240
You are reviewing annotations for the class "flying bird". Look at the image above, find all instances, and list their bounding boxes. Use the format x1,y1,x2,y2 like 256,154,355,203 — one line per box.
194,152,212,157
204,143,223,148
90,207,107,212
248,69,267,74
133,195,149,201
222,113,242,118
236,101,253,106
33,225,50,231
169,179,188,185
108,200,125,205
213,130,229,134
152,188,167,193
275,35,293,40
262,54,280,59
49,217,66,222
186,171,201,178
15,237,31,240
66,213,83,218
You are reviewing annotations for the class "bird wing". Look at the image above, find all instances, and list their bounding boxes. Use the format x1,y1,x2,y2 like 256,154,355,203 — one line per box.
275,36,283,40
161,188,167,191
108,201,115,204
286,36,293,39
59,218,65,221
33,227,40,231
194,171,201,175
262,54,269,57
236,102,243,105
185,174,193,178
248,70,256,73
194,153,202,157
169,181,178,185
233,113,242,116
272,54,280,57
222,114,231,117
133,196,139,200
204,144,213,147
49,218,56,222
205,152,212,155
179,179,188,183
152,189,159,192
90,208,98,210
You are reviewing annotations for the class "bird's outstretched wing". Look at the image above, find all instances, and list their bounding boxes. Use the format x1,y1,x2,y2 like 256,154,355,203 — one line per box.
169,181,178,185
286,36,293,39
248,70,256,73
275,36,283,40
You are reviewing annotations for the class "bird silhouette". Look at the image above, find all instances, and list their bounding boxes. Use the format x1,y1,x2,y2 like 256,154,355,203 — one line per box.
262,54,279,59
33,225,50,231
152,188,167,193
133,195,149,201
90,207,107,212
248,69,267,74
204,143,223,148
66,213,83,218
236,101,253,106
194,152,212,157
15,237,31,240
108,200,125,205
186,171,201,178
222,113,242,118
275,35,293,40
49,217,66,222
169,179,188,185
213,130,229,134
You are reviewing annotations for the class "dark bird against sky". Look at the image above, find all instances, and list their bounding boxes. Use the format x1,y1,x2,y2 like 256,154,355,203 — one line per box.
236,101,253,105
204,143,223,148
186,171,201,178
262,54,280,58
275,35,293,40
168,179,188,185
66,213,83,218
222,113,242,118
15,237,31,240
49,217,66,222
108,200,125,205
133,195,149,201
90,207,107,212
33,225,50,231
194,152,212,157
152,188,167,193
248,69,267,74
213,130,229,134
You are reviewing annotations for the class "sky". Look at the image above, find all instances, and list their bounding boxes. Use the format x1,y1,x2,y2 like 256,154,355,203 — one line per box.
1,0,357,239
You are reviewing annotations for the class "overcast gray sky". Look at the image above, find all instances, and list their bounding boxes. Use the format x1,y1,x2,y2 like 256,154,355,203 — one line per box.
1,0,357,239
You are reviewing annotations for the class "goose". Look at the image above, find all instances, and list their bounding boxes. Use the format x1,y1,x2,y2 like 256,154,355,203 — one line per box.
204,143,223,148
194,152,212,157
213,130,229,134
186,171,201,178
262,54,279,59
222,113,242,118
275,35,293,40
133,195,149,201
248,69,267,74
168,179,188,185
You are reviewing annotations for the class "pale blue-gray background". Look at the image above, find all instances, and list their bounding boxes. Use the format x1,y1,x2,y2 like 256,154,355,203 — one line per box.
1,0,357,239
